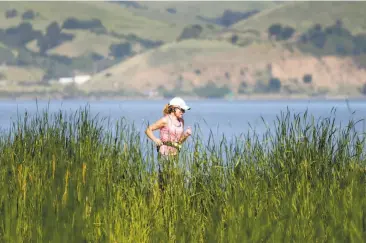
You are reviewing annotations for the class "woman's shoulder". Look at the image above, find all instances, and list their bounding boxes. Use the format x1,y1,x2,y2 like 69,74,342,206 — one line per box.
159,115,169,124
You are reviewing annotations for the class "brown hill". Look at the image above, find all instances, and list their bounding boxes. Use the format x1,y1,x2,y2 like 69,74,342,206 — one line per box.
81,40,366,96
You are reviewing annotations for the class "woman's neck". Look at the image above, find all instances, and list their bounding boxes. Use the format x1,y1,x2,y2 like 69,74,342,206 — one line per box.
169,114,178,121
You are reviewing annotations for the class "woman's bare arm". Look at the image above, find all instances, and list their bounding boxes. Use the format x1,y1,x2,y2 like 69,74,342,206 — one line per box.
145,117,167,146
179,119,191,144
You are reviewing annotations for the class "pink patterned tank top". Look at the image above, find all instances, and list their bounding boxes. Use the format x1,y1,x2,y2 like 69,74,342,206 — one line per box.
159,115,184,156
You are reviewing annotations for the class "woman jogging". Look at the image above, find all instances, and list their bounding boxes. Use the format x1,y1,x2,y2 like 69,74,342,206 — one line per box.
145,97,192,190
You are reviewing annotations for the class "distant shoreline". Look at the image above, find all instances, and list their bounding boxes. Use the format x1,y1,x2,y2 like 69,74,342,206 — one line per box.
0,94,365,102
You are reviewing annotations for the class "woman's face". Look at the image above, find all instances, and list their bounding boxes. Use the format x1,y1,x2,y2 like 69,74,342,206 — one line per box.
173,107,185,119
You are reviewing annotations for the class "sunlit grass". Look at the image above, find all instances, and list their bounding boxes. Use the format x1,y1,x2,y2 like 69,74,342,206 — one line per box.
0,106,365,242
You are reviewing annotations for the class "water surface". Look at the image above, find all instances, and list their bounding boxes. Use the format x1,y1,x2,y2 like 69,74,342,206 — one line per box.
0,99,365,143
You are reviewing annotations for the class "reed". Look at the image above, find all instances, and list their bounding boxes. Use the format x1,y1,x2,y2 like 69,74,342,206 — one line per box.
0,106,365,242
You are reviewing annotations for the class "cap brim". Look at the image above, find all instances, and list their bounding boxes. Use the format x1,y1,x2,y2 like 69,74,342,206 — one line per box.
182,105,191,110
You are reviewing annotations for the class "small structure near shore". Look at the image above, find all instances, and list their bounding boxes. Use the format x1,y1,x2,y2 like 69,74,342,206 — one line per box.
58,75,91,85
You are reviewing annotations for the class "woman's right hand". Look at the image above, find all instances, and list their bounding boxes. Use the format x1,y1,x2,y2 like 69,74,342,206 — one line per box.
154,138,163,146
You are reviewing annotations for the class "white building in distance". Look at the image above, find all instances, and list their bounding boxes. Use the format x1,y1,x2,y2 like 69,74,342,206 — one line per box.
58,75,91,85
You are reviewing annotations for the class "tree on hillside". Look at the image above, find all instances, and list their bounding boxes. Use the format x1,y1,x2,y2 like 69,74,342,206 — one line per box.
268,78,281,92
37,22,74,54
177,25,203,41
46,22,61,38
303,74,312,84
193,81,231,98
353,34,366,55
220,9,259,27
307,24,327,48
109,42,132,59
231,34,238,44
361,83,366,96
21,10,35,20
268,24,295,41
62,18,104,30
2,22,42,47
0,46,16,64
16,48,34,66
325,21,351,37
268,24,282,39
238,81,248,94
281,27,295,40
5,9,17,19
166,8,176,14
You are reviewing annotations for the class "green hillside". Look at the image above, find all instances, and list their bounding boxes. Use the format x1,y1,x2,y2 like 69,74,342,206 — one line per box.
233,2,366,35
80,39,242,91
0,1,277,84
134,1,278,18
0,1,181,41
1,1,366,99
0,1,191,87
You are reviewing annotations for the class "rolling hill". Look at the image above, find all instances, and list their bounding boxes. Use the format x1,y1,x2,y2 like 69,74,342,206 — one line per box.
82,39,366,98
0,1,182,41
233,2,366,35
1,1,366,99
130,1,279,24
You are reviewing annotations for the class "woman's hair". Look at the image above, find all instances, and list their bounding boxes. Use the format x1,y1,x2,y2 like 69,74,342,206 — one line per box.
163,104,175,115
163,104,170,115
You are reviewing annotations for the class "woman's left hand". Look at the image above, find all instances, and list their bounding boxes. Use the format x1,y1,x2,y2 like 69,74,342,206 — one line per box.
184,126,192,136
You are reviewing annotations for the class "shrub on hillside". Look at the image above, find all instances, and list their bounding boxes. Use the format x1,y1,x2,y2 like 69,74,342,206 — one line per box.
268,24,282,38
268,24,295,41
71,55,96,73
63,83,84,99
238,81,248,94
303,74,313,84
49,54,73,65
300,24,327,49
133,36,163,49
360,83,366,96
225,72,230,80
110,33,163,49
220,9,259,27
268,77,281,92
254,80,268,93
193,81,231,98
0,46,16,64
21,10,35,20
177,25,202,41
109,42,132,59
194,69,201,75
281,27,295,40
16,48,34,66
46,22,61,38
231,34,238,44
5,9,17,19
166,8,176,14
352,34,366,55
42,61,72,81
0,22,42,47
297,21,366,56
90,52,104,61
157,86,175,98
62,17,104,30
37,22,74,54
198,9,259,27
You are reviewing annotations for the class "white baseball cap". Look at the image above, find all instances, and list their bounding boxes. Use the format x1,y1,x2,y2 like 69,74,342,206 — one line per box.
169,97,191,111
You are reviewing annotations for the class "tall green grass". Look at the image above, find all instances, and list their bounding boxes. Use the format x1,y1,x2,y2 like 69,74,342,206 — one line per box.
0,106,366,242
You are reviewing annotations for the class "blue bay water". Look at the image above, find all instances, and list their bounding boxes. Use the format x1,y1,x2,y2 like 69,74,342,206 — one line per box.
0,99,365,144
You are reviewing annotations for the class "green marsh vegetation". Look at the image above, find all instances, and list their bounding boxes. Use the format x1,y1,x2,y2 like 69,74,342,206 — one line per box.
0,106,366,242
